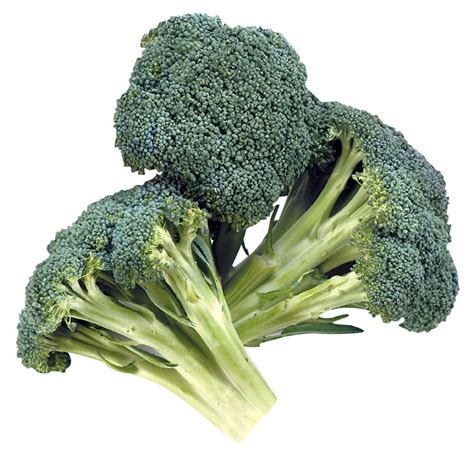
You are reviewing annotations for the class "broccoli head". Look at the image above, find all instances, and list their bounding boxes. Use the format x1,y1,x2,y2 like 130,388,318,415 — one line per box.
114,14,327,230
17,178,275,440
223,102,458,344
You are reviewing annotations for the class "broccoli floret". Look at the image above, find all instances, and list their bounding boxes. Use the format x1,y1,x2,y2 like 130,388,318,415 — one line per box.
223,102,458,344
114,14,328,230
17,178,275,440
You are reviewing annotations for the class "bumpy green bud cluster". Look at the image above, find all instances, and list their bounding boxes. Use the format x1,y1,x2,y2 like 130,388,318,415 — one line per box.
353,227,457,331
322,102,458,331
17,250,86,372
114,14,329,229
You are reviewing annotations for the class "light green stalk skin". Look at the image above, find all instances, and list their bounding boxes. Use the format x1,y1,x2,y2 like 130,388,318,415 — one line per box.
135,225,276,415
160,243,276,412
226,136,370,324
79,227,274,437
61,275,270,440
51,324,258,440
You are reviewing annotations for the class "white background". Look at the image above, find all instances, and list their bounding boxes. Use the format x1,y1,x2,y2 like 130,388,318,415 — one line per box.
1,0,472,455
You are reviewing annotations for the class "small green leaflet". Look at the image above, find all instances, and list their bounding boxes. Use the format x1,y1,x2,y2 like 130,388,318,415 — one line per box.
246,314,363,346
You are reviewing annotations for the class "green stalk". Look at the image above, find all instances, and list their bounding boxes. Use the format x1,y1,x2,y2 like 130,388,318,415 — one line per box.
270,170,327,243
270,133,364,254
225,137,364,311
50,324,256,440
65,222,275,436
212,222,246,280
224,166,329,288
158,238,275,415
66,276,270,440
224,254,277,311
230,202,373,322
320,244,361,273
235,272,368,344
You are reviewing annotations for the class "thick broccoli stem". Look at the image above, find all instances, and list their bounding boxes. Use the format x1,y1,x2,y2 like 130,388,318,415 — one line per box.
64,274,271,440
212,222,246,280
145,227,275,415
49,324,255,440
221,175,312,293
229,198,372,322
270,171,326,242
235,272,367,344
225,129,371,324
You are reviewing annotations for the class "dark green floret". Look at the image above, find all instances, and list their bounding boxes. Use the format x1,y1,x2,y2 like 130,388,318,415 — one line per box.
114,14,327,230
17,178,275,440
224,102,458,344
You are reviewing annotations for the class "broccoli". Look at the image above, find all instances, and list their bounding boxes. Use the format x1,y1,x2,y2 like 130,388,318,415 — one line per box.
17,178,275,440
18,12,460,441
114,14,328,232
223,102,458,345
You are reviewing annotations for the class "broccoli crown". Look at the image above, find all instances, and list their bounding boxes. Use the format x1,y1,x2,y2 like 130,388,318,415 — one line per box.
17,178,208,372
114,14,326,229
322,102,458,331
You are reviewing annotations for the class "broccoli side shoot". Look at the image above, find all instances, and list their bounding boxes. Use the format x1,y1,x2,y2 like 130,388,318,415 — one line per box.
223,102,458,345
114,14,329,230
17,178,275,440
